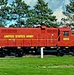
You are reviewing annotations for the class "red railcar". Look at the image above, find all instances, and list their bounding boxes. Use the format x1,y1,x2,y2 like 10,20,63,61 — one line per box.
58,27,74,47
57,26,74,56
0,26,58,47
0,25,74,57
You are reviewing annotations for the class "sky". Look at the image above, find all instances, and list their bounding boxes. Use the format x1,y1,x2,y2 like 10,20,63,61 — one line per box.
7,0,70,25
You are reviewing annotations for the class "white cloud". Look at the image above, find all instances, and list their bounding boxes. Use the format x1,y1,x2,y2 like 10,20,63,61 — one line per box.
23,0,37,7
53,7,67,22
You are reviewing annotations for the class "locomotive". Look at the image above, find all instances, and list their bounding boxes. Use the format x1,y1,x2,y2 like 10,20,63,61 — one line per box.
0,25,74,57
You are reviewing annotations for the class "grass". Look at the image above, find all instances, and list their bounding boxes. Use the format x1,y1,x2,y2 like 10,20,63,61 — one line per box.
0,56,74,75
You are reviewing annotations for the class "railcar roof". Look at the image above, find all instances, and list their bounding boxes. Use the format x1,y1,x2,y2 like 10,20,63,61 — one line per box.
58,27,71,31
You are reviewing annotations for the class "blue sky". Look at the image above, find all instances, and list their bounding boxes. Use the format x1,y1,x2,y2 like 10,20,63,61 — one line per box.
7,0,70,25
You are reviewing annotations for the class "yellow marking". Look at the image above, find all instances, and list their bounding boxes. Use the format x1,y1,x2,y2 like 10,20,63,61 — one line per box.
65,47,69,48
63,38,69,40
17,47,21,49
15,35,25,38
4,35,14,38
50,47,54,48
4,35,34,39
31,47,34,49
26,35,33,38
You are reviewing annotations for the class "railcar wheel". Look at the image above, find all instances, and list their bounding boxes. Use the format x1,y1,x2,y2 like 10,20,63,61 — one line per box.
0,50,6,57
69,52,74,56
57,50,64,56
15,49,24,57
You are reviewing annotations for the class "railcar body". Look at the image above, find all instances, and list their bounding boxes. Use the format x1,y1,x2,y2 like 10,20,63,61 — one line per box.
0,26,74,57
0,26,58,47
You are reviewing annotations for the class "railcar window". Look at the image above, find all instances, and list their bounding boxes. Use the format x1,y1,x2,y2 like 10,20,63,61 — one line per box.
63,31,69,36
72,29,74,34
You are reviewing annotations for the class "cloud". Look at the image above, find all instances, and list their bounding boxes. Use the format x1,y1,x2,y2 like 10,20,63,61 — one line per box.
53,7,67,22
23,0,37,7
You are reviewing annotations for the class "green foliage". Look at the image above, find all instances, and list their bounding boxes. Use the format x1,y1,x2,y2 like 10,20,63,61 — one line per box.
0,23,4,27
27,0,57,27
0,0,11,25
0,0,8,5
26,9,36,26
9,0,30,26
63,0,74,26
66,0,74,13
0,0,58,27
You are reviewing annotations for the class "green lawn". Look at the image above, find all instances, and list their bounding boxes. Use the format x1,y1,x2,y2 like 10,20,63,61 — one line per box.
0,56,74,75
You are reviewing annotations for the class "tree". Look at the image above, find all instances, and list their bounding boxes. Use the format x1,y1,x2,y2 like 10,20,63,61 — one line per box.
63,0,74,25
0,23,4,27
26,9,37,27
66,0,74,13
0,0,8,5
0,0,10,26
27,0,57,27
9,0,30,27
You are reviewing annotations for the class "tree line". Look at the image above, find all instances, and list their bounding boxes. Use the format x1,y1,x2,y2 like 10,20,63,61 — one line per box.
0,0,74,27
62,0,74,26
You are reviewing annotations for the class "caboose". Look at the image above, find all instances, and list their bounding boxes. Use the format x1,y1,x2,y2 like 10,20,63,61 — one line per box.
0,25,74,57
